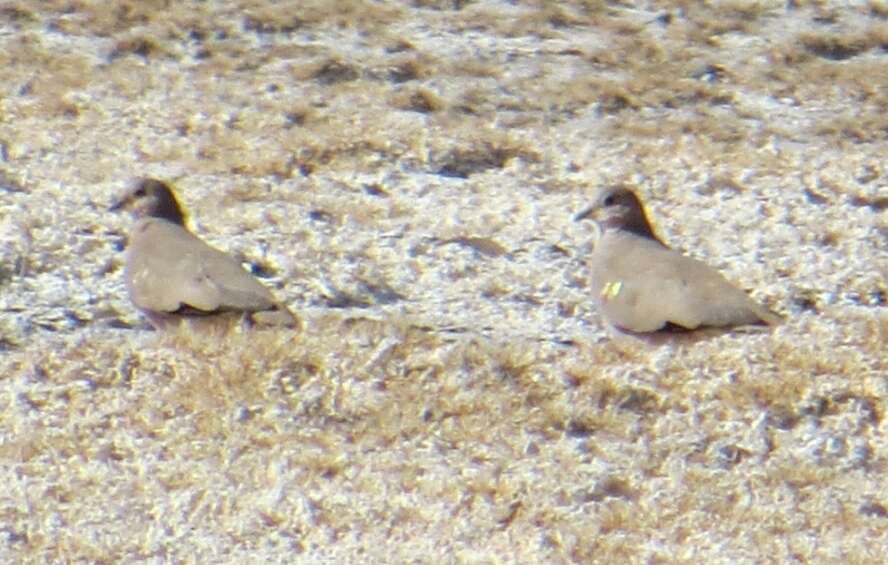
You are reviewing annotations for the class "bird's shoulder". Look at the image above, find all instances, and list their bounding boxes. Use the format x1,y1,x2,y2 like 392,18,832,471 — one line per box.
591,231,677,276
129,217,204,253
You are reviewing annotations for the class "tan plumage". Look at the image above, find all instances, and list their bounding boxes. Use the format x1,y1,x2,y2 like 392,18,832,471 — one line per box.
111,178,299,330
575,187,781,333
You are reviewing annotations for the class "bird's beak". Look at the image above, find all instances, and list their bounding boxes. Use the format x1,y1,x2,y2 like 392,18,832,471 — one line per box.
109,190,134,212
574,205,597,222
109,197,126,212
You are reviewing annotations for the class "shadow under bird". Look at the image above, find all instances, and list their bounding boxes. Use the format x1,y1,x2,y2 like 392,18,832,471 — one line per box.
574,186,781,333
110,178,299,330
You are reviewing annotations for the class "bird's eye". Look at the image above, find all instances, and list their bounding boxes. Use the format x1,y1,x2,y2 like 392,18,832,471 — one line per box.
603,195,616,206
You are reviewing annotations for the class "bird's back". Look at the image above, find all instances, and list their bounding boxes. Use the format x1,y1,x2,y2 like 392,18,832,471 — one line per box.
125,218,276,315
590,231,778,331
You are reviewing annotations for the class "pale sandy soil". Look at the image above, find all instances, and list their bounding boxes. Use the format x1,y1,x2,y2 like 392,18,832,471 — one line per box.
1,1,887,563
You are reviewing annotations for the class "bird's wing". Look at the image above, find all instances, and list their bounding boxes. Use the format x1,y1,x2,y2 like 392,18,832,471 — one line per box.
657,252,770,329
591,233,774,331
126,219,275,315
197,242,277,311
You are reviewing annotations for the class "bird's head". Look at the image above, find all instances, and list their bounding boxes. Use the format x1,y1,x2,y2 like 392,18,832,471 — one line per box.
574,186,659,241
110,178,186,226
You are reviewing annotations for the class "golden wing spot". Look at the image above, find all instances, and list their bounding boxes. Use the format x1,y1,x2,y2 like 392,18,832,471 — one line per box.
600,280,623,302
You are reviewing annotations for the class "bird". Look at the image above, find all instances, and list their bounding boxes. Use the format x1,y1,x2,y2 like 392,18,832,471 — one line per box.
110,178,300,330
574,186,781,333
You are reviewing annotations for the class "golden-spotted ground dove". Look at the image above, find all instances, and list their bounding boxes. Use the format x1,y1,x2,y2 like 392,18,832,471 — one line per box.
575,187,781,333
111,178,299,330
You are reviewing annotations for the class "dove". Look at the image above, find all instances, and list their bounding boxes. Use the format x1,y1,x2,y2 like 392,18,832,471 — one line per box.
110,178,299,330
574,186,781,333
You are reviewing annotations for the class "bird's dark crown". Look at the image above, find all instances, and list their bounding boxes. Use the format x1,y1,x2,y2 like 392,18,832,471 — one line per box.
576,186,663,244
112,178,187,226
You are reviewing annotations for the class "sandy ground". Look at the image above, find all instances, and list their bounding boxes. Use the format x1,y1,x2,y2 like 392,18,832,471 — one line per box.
1,0,887,562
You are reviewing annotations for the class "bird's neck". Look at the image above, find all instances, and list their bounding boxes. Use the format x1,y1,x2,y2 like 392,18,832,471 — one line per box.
605,214,665,245
152,200,186,226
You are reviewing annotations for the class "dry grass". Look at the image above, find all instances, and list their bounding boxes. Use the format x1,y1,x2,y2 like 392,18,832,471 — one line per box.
2,0,888,562
9,313,886,562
